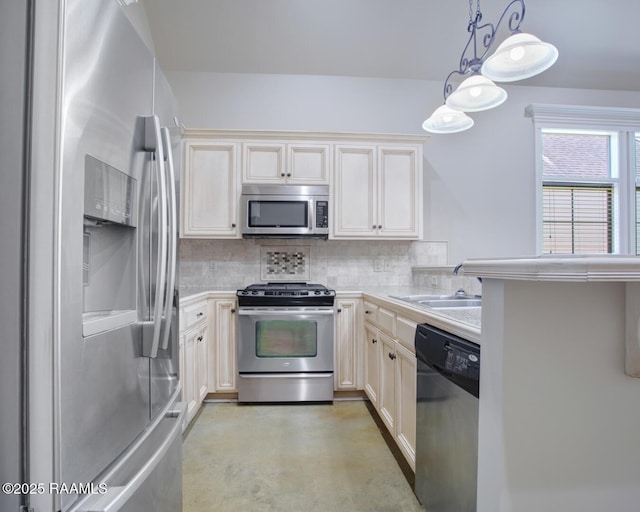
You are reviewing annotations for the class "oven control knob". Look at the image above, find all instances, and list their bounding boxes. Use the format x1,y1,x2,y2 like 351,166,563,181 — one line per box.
314,291,321,295
324,291,331,295
251,291,259,295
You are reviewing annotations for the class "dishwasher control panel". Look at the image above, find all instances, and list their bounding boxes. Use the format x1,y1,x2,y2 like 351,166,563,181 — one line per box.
444,344,480,380
415,323,480,398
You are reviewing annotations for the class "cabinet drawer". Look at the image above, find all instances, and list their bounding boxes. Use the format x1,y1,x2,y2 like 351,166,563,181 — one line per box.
377,307,396,337
182,301,207,332
363,301,379,325
396,316,417,353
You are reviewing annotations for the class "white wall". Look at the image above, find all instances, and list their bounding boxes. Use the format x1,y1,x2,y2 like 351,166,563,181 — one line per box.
167,70,640,263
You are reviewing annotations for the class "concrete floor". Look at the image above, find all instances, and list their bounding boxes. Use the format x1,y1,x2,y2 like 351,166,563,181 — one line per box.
182,400,423,511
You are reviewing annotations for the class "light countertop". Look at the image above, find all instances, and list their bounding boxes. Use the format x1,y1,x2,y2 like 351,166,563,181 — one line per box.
180,286,481,344
462,254,640,281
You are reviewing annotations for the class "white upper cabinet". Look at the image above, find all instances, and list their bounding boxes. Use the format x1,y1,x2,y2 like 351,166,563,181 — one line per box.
332,145,377,237
181,130,427,239
181,140,240,238
242,141,330,184
332,143,423,239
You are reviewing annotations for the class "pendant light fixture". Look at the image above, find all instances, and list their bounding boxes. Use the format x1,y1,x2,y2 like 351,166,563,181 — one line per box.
445,73,507,112
422,105,474,134
481,32,559,82
422,0,558,134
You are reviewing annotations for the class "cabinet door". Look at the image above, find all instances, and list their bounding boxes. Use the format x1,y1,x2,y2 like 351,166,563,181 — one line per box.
184,328,198,424
288,143,330,184
395,343,417,471
179,334,186,431
378,332,396,433
332,145,377,237
242,142,286,183
182,141,239,238
363,324,380,408
211,298,237,392
196,324,208,404
335,299,360,390
377,146,422,238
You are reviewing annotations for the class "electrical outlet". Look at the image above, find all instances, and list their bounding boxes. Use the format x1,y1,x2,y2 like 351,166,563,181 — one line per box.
374,257,384,272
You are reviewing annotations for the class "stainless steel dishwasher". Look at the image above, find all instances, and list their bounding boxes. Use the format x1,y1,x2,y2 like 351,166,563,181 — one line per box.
414,323,480,512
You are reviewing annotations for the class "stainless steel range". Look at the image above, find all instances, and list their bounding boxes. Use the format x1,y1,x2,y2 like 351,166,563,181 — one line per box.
237,283,336,403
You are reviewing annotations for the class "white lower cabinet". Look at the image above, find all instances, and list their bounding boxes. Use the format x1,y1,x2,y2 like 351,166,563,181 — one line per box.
334,297,362,391
208,296,237,392
394,342,416,470
362,299,417,471
378,332,397,433
179,299,209,429
364,323,380,408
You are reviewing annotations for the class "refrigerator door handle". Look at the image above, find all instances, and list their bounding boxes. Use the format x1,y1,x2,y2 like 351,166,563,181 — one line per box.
159,126,177,351
78,402,186,512
142,115,168,358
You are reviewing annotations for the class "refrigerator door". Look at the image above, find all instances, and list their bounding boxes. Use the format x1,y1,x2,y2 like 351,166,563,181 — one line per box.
73,400,185,512
58,1,155,508
150,64,182,420
0,2,29,511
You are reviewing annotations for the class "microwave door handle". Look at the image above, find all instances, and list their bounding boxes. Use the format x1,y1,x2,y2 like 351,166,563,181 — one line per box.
309,198,313,231
159,126,177,351
142,115,168,359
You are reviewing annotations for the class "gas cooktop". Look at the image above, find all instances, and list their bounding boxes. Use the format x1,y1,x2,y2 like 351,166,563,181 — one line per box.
237,282,336,306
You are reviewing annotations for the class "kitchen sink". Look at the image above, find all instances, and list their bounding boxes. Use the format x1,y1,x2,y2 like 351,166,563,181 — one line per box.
417,298,482,308
391,293,481,309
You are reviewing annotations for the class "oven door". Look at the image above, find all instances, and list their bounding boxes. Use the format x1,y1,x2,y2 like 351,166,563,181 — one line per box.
237,307,334,373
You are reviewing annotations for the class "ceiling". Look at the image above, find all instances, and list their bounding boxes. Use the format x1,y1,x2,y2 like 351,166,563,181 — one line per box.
143,0,640,92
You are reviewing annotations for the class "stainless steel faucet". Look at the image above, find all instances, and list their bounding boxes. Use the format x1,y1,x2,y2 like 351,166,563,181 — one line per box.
452,263,463,275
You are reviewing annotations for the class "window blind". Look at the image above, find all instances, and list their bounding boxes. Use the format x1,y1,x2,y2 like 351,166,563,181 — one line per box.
543,185,613,254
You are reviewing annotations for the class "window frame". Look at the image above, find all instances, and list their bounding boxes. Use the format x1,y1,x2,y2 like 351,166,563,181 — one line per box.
527,104,640,255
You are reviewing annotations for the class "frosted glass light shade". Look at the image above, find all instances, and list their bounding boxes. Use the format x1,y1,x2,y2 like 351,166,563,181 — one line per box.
422,105,474,134
481,32,559,82
445,74,507,112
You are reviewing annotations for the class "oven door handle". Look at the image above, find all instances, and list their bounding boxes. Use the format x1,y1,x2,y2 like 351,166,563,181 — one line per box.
237,308,335,316
239,372,333,379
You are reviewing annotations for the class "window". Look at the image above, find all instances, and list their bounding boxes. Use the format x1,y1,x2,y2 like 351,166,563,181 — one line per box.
541,131,615,254
527,105,640,255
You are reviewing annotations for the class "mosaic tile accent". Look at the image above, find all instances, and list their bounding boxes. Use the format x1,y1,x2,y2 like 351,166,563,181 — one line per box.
260,246,310,281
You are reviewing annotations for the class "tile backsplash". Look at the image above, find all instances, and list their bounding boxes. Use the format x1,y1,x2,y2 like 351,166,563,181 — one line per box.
179,239,449,294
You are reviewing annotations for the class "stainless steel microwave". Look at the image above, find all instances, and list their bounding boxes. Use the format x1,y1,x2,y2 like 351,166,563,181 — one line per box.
240,184,329,238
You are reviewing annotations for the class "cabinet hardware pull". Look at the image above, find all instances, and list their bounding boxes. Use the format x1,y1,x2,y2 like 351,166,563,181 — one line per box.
231,308,236,313
196,312,203,317
286,173,291,177
337,308,342,313
197,336,203,342
372,225,376,230
231,223,236,228
365,310,371,314
388,352,396,360
281,173,285,177
378,225,382,229
372,338,377,344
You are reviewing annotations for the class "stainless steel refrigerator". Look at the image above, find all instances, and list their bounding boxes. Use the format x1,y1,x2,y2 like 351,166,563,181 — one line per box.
0,1,184,511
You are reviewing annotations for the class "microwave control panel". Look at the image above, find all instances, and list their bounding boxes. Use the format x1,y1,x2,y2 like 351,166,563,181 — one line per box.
315,201,329,228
